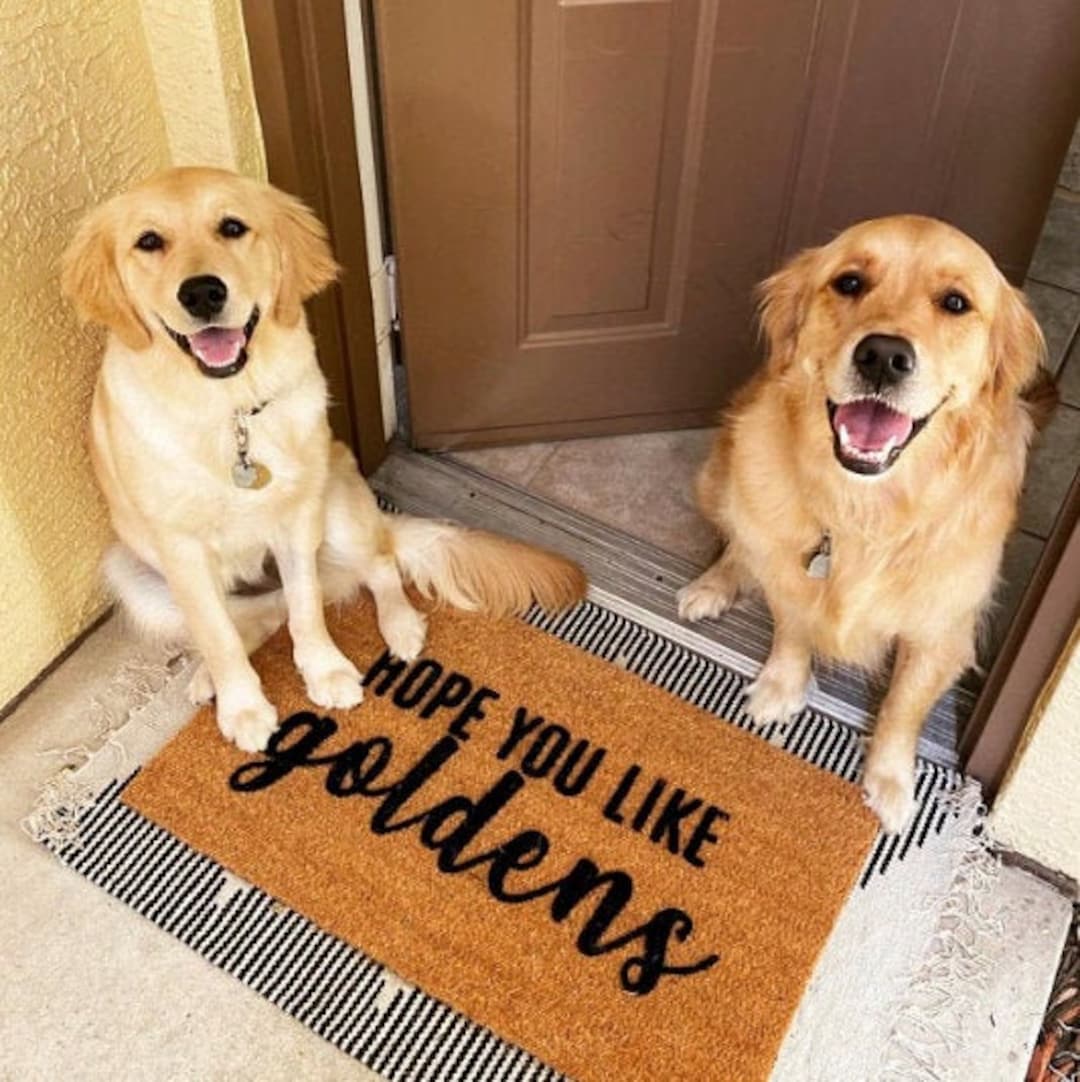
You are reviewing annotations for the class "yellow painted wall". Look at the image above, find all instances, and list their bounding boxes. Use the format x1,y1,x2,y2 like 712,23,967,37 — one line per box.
992,627,1080,883
0,0,263,709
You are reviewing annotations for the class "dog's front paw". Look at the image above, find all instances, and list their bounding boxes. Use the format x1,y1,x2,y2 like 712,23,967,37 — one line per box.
298,645,364,710
744,666,808,726
379,606,427,662
677,578,735,623
862,759,916,834
217,695,279,753
187,663,215,706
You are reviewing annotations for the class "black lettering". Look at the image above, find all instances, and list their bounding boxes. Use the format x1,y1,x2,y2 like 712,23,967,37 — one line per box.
418,671,472,718
448,686,500,741
325,737,393,796
361,650,407,695
229,712,338,791
683,805,730,868
521,724,570,778
486,830,552,896
552,741,606,797
231,722,719,995
631,777,667,832
611,909,720,996
495,707,545,760
392,659,444,710
602,764,641,824
649,788,703,856
369,735,462,832
432,772,528,872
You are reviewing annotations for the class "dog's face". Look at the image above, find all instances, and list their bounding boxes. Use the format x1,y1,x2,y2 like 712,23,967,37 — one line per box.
62,167,338,378
759,216,1044,477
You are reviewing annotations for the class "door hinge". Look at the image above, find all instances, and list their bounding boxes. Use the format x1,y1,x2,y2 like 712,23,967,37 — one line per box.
383,254,400,333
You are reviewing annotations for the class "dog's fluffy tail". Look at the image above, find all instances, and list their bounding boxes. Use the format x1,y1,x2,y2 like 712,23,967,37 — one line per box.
385,515,586,617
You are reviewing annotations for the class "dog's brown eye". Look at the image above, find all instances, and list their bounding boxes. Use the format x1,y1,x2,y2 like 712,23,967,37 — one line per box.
135,230,164,252
219,217,249,239
940,291,970,315
832,273,864,297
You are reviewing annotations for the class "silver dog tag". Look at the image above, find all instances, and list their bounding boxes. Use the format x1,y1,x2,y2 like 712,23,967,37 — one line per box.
806,533,832,579
232,458,272,489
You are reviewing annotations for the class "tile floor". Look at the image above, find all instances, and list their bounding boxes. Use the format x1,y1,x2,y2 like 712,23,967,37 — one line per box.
453,190,1080,668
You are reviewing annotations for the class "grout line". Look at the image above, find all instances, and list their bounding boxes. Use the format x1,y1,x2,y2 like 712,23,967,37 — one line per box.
1024,276,1080,297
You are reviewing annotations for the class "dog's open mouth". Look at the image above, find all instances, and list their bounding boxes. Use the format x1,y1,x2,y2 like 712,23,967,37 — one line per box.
162,308,260,379
827,398,931,475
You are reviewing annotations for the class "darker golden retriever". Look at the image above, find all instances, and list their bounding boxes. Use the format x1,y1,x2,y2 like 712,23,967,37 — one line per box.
678,215,1053,831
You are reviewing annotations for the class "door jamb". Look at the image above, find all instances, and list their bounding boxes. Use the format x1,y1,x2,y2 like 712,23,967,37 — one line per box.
241,0,387,475
961,471,1080,797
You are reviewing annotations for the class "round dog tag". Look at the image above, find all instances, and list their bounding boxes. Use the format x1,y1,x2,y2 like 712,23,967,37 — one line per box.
232,459,272,489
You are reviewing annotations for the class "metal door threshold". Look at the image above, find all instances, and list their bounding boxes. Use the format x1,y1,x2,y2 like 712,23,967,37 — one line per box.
372,445,970,769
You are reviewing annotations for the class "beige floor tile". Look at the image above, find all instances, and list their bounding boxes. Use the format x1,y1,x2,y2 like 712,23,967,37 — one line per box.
521,428,720,565
1057,331,1080,409
449,441,559,487
1028,195,1080,293
1019,404,1080,538
981,531,1044,664
1024,279,1080,373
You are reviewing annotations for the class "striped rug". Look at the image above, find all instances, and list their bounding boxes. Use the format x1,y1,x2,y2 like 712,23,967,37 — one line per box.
32,598,977,1081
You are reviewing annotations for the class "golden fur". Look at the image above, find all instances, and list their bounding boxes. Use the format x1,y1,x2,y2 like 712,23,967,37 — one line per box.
63,167,584,752
678,215,1052,831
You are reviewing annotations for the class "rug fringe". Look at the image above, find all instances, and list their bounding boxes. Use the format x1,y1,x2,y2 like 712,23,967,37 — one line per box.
21,646,184,851
881,779,1002,1082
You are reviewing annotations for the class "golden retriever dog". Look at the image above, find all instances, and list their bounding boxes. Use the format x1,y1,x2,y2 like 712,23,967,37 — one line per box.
677,215,1053,832
62,166,585,752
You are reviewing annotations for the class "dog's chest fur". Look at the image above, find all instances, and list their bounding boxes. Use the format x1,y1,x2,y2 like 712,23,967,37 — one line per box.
722,393,1016,667
92,337,332,574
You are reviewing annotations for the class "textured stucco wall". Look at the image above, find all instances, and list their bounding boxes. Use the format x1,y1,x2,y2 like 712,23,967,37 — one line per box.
0,1,263,709
141,0,265,178
992,628,1080,883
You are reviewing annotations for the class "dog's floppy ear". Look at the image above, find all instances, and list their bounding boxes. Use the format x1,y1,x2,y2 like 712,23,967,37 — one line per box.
756,247,818,372
268,188,340,326
61,207,152,351
989,284,1046,404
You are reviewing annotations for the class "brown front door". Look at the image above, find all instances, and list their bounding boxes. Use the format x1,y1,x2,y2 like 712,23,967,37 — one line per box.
372,1,1080,450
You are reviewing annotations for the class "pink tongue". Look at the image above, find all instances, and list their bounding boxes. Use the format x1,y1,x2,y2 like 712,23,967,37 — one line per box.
189,327,245,367
833,399,913,452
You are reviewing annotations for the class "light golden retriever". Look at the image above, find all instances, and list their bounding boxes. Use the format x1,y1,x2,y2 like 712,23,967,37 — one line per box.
678,215,1053,832
62,166,585,752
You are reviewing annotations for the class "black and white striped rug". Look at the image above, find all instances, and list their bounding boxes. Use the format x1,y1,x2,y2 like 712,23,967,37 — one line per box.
35,598,972,1081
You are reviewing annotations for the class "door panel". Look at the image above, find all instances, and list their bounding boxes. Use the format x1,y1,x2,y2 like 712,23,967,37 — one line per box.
525,1,699,338
373,0,1080,449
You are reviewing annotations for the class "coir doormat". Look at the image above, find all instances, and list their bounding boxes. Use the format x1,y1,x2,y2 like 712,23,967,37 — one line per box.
122,599,877,1082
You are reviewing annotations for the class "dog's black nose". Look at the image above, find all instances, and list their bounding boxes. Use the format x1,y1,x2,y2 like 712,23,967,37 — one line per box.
177,275,228,320
853,334,917,386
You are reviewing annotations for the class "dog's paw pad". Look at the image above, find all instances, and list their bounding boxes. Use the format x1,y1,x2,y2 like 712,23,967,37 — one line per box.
744,671,807,726
380,608,427,662
305,667,364,710
676,580,735,623
187,664,215,706
219,699,279,753
862,765,916,834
